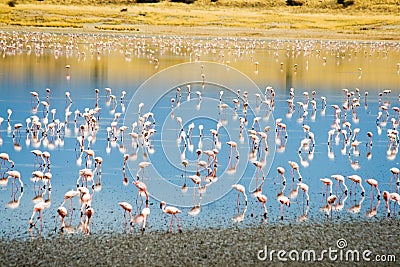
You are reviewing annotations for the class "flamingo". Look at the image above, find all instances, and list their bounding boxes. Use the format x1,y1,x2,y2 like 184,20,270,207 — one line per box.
0,152,14,170
57,206,68,232
118,202,133,225
365,178,380,199
277,167,286,184
181,159,188,190
256,192,268,218
288,161,301,181
133,181,149,205
390,167,399,185
7,170,23,192
160,201,182,233
30,91,40,104
277,192,290,220
136,161,151,180
133,207,151,231
331,174,348,195
297,182,310,205
29,201,47,229
326,194,337,218
320,178,333,196
82,207,94,234
226,141,239,159
232,184,248,206
347,175,365,196
61,189,80,212
65,91,72,103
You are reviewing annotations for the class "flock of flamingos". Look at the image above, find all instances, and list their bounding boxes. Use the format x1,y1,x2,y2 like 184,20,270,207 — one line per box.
0,32,400,236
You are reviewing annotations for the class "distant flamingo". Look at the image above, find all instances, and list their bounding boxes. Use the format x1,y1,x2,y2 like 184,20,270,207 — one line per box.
65,91,72,103
365,178,380,199
277,192,290,220
30,91,40,104
226,141,239,159
160,201,182,233
61,189,80,213
29,201,47,229
390,167,399,185
331,174,348,195
232,184,248,206
133,181,149,205
57,206,68,232
326,194,337,218
288,161,301,181
136,161,151,180
277,167,286,184
347,175,365,196
133,207,151,231
7,170,23,192
181,159,188,191
0,152,15,170
297,182,310,205
118,201,133,225
320,178,333,196
82,207,94,234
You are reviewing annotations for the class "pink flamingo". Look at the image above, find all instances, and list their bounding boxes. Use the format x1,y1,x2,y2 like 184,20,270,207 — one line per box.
118,201,133,225
232,184,248,206
288,161,301,181
390,167,399,185
82,207,94,234
29,201,47,229
226,141,239,159
277,167,286,184
347,175,365,196
61,189,80,214
160,201,182,233
7,170,23,192
133,207,151,232
327,194,337,218
277,192,290,220
365,178,380,199
320,178,333,196
331,174,348,195
133,180,149,206
297,182,310,205
256,192,268,218
56,206,68,232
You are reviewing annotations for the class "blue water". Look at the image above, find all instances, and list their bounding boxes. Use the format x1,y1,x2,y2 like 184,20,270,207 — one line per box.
0,32,399,239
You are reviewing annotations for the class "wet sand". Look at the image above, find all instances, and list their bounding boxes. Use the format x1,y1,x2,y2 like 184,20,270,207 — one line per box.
1,219,398,266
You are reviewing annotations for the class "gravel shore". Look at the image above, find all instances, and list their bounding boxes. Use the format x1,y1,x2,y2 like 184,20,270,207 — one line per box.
1,219,398,266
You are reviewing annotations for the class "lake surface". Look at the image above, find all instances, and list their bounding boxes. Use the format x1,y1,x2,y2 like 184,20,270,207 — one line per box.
0,31,399,239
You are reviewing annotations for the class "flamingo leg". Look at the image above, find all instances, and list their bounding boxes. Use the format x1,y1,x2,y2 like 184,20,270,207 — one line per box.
169,215,173,233
175,214,182,233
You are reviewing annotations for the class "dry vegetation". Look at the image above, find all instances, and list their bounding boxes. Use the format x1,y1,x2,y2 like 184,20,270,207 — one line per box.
0,0,399,39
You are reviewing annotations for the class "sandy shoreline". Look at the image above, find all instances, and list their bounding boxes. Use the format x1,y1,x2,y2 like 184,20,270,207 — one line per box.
1,24,399,42
1,219,398,266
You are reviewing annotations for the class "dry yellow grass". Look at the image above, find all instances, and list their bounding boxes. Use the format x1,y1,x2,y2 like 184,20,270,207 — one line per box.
0,0,399,39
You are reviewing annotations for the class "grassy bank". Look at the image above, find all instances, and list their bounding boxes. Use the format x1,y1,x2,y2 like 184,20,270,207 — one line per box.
0,0,399,39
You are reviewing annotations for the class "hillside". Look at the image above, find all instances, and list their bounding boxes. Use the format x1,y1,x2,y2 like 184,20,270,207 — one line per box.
1,0,399,40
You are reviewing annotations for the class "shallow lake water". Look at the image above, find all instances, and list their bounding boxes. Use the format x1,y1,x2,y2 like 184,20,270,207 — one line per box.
0,32,399,239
